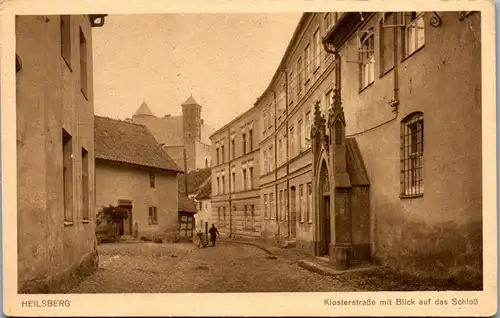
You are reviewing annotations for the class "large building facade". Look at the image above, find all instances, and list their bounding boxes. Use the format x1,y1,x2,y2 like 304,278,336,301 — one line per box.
131,96,214,173
16,14,106,293
214,11,482,285
210,107,261,238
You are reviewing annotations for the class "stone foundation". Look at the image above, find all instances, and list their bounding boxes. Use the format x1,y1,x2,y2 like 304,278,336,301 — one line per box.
19,249,99,294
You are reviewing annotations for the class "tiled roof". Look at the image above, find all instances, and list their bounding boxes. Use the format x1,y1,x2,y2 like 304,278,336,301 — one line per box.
195,180,211,200
346,137,370,186
94,115,183,172
178,192,197,213
178,168,211,195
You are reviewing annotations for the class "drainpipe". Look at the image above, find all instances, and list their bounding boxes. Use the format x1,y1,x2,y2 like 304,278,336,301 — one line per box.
282,70,290,238
228,126,233,238
272,90,280,239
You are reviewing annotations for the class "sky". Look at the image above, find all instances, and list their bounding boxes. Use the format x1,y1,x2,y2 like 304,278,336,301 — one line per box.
92,13,302,131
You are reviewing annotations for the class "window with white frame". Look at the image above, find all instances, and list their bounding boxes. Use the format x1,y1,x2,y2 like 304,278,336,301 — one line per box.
313,28,321,71
400,112,424,197
359,28,375,89
288,70,295,105
379,12,396,74
268,145,274,171
403,12,425,57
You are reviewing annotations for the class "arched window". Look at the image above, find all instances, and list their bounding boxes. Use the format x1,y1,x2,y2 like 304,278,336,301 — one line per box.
400,112,424,197
359,27,375,88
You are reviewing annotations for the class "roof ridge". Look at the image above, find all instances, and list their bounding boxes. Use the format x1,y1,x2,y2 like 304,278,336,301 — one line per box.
95,115,147,128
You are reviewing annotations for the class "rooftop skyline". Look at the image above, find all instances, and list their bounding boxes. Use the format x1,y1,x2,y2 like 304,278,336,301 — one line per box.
92,13,302,131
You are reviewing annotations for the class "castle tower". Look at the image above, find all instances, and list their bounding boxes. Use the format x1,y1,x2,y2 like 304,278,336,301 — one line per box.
133,100,155,118
181,95,202,172
181,95,202,142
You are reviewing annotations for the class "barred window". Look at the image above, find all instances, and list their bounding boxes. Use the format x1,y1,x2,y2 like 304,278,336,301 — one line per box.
400,112,424,197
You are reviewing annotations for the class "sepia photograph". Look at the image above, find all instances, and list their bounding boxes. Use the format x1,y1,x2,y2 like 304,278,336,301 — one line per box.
1,0,497,316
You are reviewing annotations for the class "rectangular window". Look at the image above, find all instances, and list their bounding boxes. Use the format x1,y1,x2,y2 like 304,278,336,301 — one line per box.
251,205,255,230
404,12,425,57
79,28,88,99
81,148,89,221
299,185,305,222
304,43,311,81
313,28,321,71
288,71,295,105
222,175,225,194
279,190,284,220
263,111,268,134
217,207,221,226
231,171,235,192
401,113,424,196
231,139,235,159
284,189,288,221
60,15,71,70
270,193,275,220
149,172,156,189
223,206,226,227
305,111,311,147
63,129,73,223
268,145,274,171
289,126,295,158
379,12,396,74
264,194,268,219
216,177,220,195
307,183,312,222
298,119,303,152
297,57,303,93
148,206,158,225
221,145,225,164
249,167,254,190
216,148,220,165
249,129,253,152
242,133,247,155
278,138,282,166
242,169,247,191
244,205,248,228
359,28,375,89
263,150,268,174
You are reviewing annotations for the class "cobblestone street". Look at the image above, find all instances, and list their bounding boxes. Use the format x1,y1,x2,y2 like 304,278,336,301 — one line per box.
66,241,367,293
66,241,467,293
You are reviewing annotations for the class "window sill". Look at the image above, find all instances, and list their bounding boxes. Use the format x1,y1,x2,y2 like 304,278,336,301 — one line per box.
400,194,424,200
64,221,74,227
402,45,425,63
359,81,374,94
83,219,90,224
379,65,394,79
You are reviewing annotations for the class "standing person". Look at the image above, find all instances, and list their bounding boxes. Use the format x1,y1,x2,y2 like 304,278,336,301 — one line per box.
208,224,220,246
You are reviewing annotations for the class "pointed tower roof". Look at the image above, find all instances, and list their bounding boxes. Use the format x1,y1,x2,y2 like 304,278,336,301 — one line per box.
181,95,201,107
133,101,154,117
